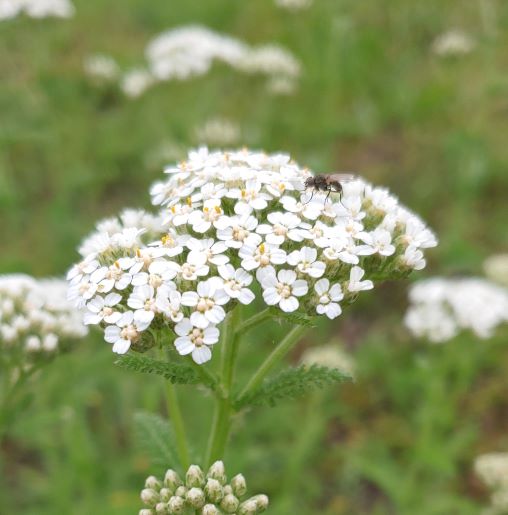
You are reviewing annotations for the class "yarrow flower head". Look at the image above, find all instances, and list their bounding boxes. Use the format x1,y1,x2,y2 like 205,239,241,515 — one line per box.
0,0,75,20
69,148,437,364
0,274,87,366
475,453,508,515
138,461,268,515
404,277,508,343
118,25,300,98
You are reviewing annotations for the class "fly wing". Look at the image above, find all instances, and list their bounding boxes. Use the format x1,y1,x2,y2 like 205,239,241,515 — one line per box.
328,173,357,183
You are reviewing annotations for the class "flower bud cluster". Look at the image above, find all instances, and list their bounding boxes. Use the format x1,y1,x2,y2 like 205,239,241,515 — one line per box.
0,274,87,362
139,461,268,515
69,147,437,364
405,277,508,343
475,453,508,514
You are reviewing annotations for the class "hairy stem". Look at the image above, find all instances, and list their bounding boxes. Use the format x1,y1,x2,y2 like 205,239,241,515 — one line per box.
204,308,239,467
158,347,191,470
234,308,271,335
236,325,307,405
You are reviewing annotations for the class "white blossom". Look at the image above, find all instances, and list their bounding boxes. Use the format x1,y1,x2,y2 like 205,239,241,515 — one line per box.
104,311,151,354
174,319,219,364
261,269,308,312
218,265,255,305
181,279,229,328
83,54,119,82
314,279,343,319
347,266,374,293
432,29,475,57
84,293,122,325
0,0,74,20
118,25,301,98
0,275,87,363
69,147,437,364
405,277,508,343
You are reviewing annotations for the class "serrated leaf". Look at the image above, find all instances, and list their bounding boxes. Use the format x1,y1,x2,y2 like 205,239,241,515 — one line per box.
236,365,351,408
133,411,180,470
115,354,201,385
269,308,316,328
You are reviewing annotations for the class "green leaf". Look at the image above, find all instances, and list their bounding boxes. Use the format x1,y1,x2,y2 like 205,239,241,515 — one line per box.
236,364,351,408
269,308,316,328
133,412,180,470
115,354,201,385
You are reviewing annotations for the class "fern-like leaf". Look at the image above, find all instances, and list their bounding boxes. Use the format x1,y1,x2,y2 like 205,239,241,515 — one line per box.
115,354,201,385
133,412,180,470
236,365,351,408
269,308,316,328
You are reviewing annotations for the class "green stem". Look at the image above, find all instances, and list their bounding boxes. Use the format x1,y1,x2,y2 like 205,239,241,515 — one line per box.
236,325,307,405
204,308,239,467
158,347,191,470
164,380,191,470
186,357,220,392
234,308,271,335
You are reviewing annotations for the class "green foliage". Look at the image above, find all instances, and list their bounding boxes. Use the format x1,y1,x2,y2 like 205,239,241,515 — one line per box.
115,354,201,385
236,365,351,408
133,411,180,470
269,308,316,328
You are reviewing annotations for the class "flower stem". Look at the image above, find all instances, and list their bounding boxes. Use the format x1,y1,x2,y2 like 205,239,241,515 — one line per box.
204,308,239,467
164,380,191,470
236,325,307,405
157,346,191,471
234,308,271,335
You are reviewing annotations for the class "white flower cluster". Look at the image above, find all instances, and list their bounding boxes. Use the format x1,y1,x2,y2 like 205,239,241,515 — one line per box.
301,342,355,379
83,54,120,82
431,29,475,57
475,453,508,515
195,119,241,147
139,461,268,515
0,274,87,360
275,0,313,10
69,148,437,364
484,254,508,288
120,25,300,98
405,277,508,343
0,0,74,20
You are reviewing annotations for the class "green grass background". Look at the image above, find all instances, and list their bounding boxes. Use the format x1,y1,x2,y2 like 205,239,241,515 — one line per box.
1,0,508,513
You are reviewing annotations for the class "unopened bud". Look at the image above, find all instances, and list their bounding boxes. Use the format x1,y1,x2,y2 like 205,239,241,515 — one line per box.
252,494,269,511
223,485,233,496
207,460,227,485
141,488,160,506
205,478,224,503
186,487,205,509
164,469,182,491
167,495,185,514
155,502,168,514
186,464,205,488
202,504,220,515
145,475,162,490
159,488,171,503
231,473,247,497
238,499,258,515
220,493,239,513
174,486,187,498
139,510,153,515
